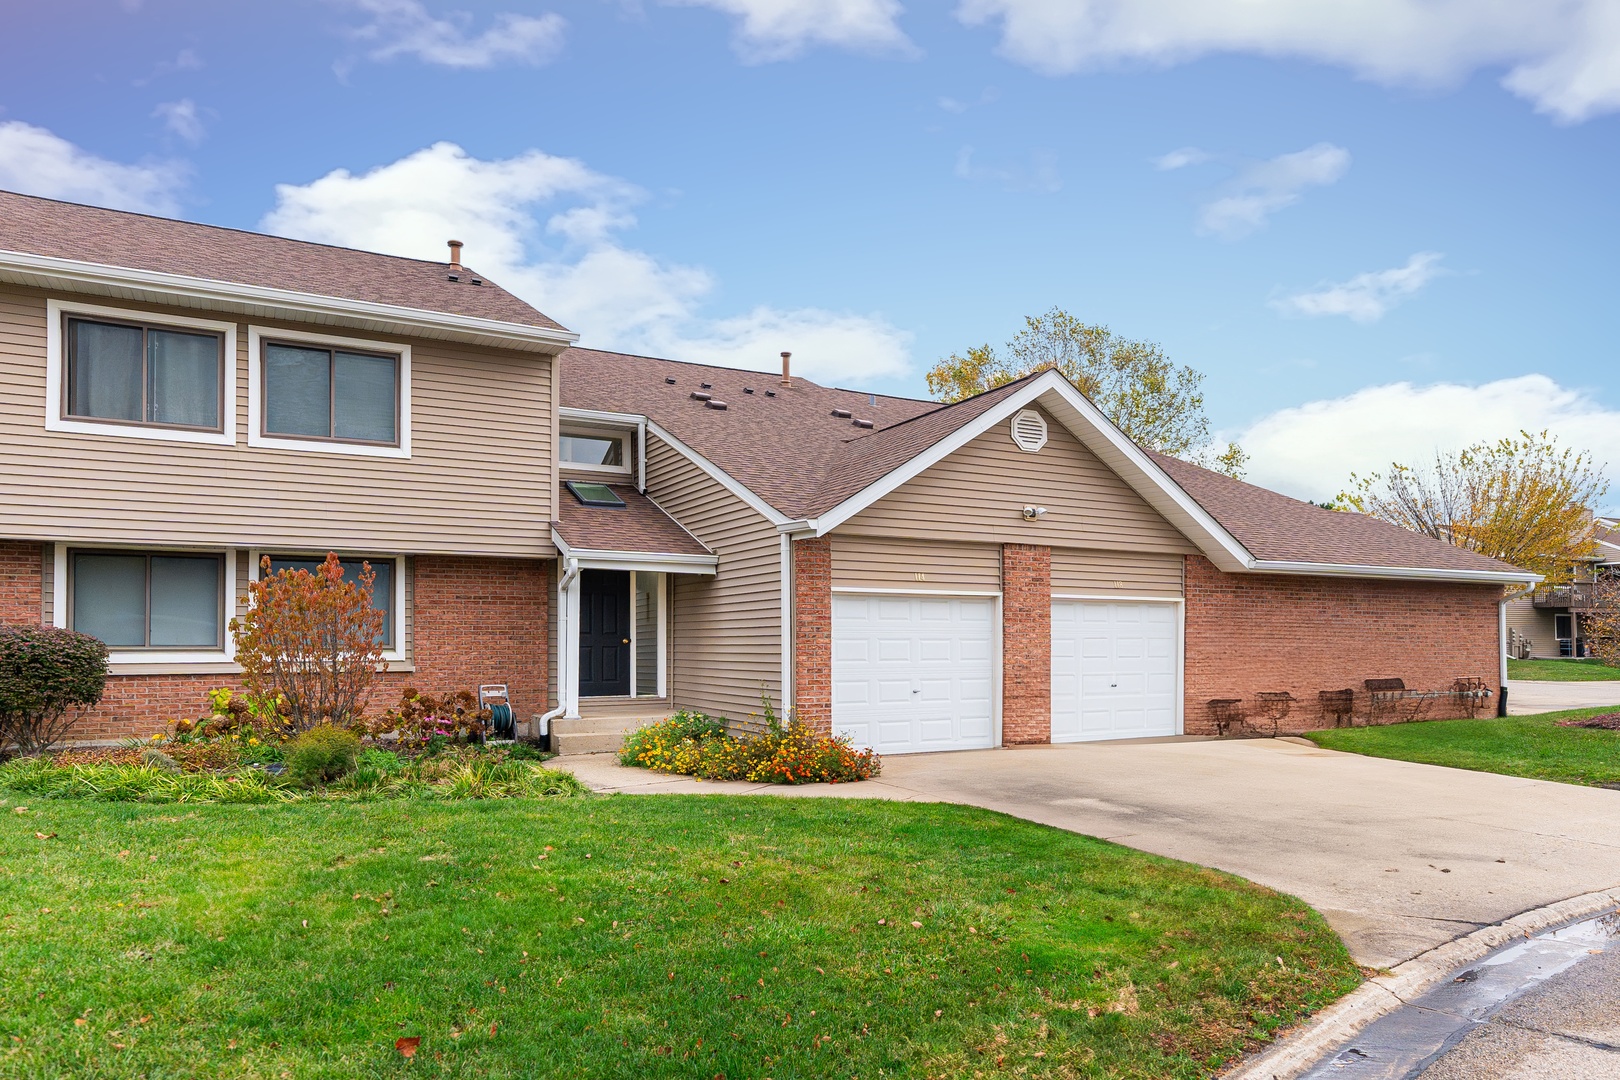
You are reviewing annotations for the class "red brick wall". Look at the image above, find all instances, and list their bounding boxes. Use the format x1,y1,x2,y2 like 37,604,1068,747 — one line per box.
0,540,42,624
0,552,549,741
1184,555,1502,734
1002,543,1051,744
792,535,832,733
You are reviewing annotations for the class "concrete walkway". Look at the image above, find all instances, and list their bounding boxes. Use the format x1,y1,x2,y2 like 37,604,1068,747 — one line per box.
558,739,1620,969
1506,678,1620,715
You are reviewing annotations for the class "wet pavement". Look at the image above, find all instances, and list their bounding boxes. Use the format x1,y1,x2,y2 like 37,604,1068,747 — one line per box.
1297,910,1620,1079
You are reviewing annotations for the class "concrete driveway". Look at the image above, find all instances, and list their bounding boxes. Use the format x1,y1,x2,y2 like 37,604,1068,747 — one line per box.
565,738,1620,969
1506,678,1620,714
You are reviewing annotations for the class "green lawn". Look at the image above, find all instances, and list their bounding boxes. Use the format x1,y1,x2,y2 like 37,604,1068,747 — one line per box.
1507,657,1620,681
0,795,1358,1079
1305,708,1620,788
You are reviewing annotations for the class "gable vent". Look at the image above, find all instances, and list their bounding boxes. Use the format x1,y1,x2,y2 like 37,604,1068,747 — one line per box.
1010,409,1048,453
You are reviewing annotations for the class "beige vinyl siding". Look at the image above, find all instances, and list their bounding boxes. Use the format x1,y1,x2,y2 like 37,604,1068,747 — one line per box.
831,535,1001,590
1051,548,1184,598
645,434,782,722
0,286,556,556
840,406,1196,555
1505,597,1559,658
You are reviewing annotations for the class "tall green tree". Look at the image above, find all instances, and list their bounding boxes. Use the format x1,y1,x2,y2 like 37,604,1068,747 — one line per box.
926,308,1248,477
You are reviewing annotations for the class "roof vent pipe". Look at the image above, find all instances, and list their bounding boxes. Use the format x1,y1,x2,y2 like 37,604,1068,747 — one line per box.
447,239,464,268
780,351,792,387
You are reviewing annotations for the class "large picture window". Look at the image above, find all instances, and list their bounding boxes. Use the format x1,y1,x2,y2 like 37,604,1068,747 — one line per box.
263,341,399,446
65,316,223,432
70,551,224,649
263,555,395,647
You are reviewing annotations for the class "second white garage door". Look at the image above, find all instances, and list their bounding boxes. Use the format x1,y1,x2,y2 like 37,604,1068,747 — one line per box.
1051,601,1179,742
831,593,996,755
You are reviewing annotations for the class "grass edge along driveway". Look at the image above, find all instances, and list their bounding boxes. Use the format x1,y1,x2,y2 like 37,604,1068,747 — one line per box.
1305,707,1620,788
0,794,1359,1079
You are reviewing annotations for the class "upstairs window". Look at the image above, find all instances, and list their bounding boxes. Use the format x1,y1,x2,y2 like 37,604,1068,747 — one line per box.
560,434,626,469
263,342,400,446
65,316,224,432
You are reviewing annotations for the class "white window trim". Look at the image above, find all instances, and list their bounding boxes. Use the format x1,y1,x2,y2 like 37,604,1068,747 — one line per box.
246,325,411,458
44,299,238,447
53,543,238,665
249,551,409,663
559,429,632,477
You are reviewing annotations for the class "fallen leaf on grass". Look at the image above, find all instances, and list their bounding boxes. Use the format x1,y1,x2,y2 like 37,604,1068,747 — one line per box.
396,1036,420,1058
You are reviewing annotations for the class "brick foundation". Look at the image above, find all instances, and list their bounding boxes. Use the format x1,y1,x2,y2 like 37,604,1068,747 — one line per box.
1001,543,1051,744
1184,555,1503,735
791,535,832,733
0,548,548,741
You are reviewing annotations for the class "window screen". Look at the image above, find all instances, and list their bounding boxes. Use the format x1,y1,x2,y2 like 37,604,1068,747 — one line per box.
265,556,394,647
71,551,222,649
67,317,222,430
263,342,398,445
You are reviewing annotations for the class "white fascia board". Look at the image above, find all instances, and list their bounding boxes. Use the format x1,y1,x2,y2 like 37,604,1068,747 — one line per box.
559,407,644,428
643,419,791,526
807,370,1256,572
0,249,578,353
550,528,717,575
1249,560,1542,585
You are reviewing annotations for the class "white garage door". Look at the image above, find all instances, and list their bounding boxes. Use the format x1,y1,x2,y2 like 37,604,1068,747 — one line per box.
831,593,996,755
1051,601,1179,742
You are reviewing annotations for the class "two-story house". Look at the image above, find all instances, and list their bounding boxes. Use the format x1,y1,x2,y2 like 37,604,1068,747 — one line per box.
0,190,1537,752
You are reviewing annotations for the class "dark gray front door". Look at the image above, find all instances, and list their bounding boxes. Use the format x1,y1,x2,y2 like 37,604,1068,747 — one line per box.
579,570,630,696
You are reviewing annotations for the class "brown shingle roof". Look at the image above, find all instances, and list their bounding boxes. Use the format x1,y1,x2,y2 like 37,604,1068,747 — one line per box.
0,189,569,332
1149,451,1528,575
553,483,711,557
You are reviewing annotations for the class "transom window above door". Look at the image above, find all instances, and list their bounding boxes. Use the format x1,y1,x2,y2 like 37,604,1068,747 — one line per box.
64,315,224,432
263,342,399,445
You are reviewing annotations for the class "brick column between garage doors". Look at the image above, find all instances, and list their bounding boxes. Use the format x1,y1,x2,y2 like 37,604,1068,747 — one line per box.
1001,543,1051,744
791,535,833,734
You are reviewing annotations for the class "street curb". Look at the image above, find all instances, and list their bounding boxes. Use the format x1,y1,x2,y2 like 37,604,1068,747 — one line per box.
1221,886,1620,1080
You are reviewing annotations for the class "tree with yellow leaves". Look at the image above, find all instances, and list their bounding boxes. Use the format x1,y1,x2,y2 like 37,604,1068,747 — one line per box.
926,308,1248,477
1338,431,1609,587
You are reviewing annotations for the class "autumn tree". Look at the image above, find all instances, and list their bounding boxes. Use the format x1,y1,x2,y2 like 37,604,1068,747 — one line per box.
232,553,387,733
926,308,1249,477
1338,430,1609,587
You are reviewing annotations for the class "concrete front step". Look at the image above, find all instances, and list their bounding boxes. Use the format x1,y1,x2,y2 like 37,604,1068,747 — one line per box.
552,731,634,756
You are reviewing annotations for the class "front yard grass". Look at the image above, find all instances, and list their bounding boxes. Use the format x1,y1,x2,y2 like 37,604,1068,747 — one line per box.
1507,657,1620,681
1304,707,1620,788
0,795,1358,1078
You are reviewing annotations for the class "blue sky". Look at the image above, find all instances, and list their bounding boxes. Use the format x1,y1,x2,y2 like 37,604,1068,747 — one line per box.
3,0,1618,504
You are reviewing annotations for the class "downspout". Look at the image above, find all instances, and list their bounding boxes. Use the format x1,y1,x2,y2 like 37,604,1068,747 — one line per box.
780,534,793,716
538,557,580,735
1497,595,1510,717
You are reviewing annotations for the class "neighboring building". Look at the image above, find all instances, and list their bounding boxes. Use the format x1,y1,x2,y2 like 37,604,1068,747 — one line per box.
0,191,1537,751
1505,517,1620,658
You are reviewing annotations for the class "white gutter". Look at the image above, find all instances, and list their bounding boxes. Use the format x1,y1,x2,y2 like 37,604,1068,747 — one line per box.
0,249,579,352
537,557,581,735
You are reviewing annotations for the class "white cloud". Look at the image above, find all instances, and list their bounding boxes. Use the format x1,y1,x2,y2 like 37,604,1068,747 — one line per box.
154,99,206,144
261,142,912,383
955,0,1620,123
1154,146,1210,170
955,145,1061,194
1233,375,1620,509
663,0,914,62
339,0,566,69
1196,142,1349,238
0,121,185,215
1272,252,1447,323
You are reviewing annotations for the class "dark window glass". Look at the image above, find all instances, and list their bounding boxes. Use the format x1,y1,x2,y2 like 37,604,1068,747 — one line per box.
67,318,220,430
560,435,624,466
71,551,221,649
265,556,394,646
263,342,398,445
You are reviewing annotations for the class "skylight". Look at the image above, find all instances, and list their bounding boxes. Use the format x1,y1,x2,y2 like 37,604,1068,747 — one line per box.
566,480,625,508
